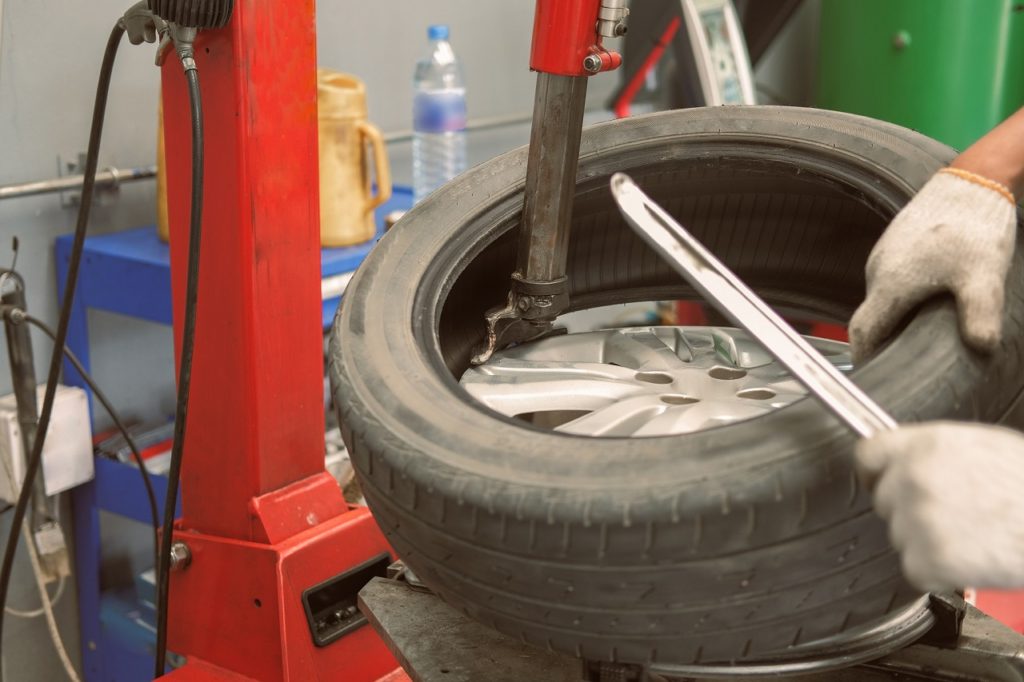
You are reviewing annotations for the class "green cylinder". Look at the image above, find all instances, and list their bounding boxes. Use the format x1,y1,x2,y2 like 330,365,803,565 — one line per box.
817,0,1024,151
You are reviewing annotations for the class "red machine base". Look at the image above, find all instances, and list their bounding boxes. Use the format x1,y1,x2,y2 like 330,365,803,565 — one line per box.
163,506,402,681
164,661,410,682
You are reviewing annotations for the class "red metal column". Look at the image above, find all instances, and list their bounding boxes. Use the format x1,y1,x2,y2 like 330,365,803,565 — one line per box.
160,1,399,679
161,0,341,542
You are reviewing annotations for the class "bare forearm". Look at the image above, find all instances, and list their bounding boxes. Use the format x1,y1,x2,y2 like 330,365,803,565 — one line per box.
951,106,1024,199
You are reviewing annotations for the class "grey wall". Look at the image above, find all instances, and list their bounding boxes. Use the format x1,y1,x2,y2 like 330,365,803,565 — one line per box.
0,0,815,678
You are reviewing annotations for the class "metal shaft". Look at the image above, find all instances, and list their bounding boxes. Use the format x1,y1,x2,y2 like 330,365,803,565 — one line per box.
0,165,157,201
516,73,589,286
471,72,592,365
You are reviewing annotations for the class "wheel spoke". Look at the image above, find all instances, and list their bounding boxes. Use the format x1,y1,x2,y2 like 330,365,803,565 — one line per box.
602,328,693,370
468,358,637,382
636,399,772,436
461,325,852,438
555,395,666,437
711,328,773,368
462,371,642,416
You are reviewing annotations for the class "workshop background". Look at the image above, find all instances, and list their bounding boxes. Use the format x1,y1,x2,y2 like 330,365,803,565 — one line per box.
0,0,904,677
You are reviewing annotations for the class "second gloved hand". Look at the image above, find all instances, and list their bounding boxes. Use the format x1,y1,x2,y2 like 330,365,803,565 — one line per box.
857,421,1024,592
849,168,1016,363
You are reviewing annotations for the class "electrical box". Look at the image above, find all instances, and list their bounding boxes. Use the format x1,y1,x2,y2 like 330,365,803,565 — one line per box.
0,385,94,503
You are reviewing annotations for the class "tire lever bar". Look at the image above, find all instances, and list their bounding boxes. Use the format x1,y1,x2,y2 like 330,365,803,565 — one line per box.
609,173,897,439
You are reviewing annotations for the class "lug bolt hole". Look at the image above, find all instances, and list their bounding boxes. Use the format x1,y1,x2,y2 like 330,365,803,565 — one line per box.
708,366,747,380
737,388,776,400
635,371,674,385
661,394,699,405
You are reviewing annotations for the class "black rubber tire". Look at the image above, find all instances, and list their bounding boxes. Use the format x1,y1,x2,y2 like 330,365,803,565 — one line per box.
330,107,1024,667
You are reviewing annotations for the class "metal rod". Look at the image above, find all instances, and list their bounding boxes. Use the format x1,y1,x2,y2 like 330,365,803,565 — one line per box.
382,112,537,144
610,173,898,438
516,73,589,282
1,282,50,524
0,165,157,201
3,112,593,202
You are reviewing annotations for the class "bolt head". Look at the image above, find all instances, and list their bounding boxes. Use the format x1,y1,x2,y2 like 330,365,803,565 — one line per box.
583,54,603,73
169,541,192,572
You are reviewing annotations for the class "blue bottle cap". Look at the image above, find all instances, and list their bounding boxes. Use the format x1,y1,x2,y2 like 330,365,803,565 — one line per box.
428,25,449,41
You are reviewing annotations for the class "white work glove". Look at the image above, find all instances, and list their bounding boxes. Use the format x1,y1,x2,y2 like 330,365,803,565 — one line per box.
856,421,1024,592
849,168,1017,363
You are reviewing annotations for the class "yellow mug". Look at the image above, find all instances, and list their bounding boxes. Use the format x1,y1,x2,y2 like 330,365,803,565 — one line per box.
157,99,170,242
317,69,392,247
156,70,392,247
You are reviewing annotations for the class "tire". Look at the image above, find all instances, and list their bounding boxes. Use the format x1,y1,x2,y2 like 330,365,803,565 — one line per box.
330,107,1024,668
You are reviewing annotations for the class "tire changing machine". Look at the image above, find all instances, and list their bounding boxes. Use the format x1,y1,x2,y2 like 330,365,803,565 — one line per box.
152,0,1024,679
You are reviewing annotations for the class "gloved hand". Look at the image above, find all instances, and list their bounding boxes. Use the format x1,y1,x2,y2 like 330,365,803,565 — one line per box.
856,421,1024,592
849,168,1017,363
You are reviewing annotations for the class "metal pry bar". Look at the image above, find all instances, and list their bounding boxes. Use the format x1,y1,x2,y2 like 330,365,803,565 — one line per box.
609,172,897,438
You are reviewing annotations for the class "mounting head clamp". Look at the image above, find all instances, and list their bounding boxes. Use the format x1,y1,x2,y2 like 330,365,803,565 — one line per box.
583,48,623,74
596,0,629,39
510,273,569,321
530,0,626,77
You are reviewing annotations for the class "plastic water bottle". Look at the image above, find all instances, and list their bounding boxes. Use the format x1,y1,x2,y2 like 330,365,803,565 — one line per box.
413,25,467,204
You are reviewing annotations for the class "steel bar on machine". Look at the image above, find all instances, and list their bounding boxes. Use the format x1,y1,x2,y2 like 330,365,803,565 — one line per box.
0,165,157,201
515,73,589,291
473,0,627,364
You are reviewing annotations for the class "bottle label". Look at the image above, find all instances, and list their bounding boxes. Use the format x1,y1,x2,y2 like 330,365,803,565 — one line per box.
414,90,467,134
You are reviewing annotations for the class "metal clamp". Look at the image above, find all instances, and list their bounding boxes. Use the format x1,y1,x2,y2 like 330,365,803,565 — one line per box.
597,0,629,39
472,293,559,366
509,274,569,320
583,48,623,74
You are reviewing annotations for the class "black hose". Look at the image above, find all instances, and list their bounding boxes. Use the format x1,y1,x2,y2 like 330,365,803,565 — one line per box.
154,61,204,678
18,312,160,572
0,23,125,674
